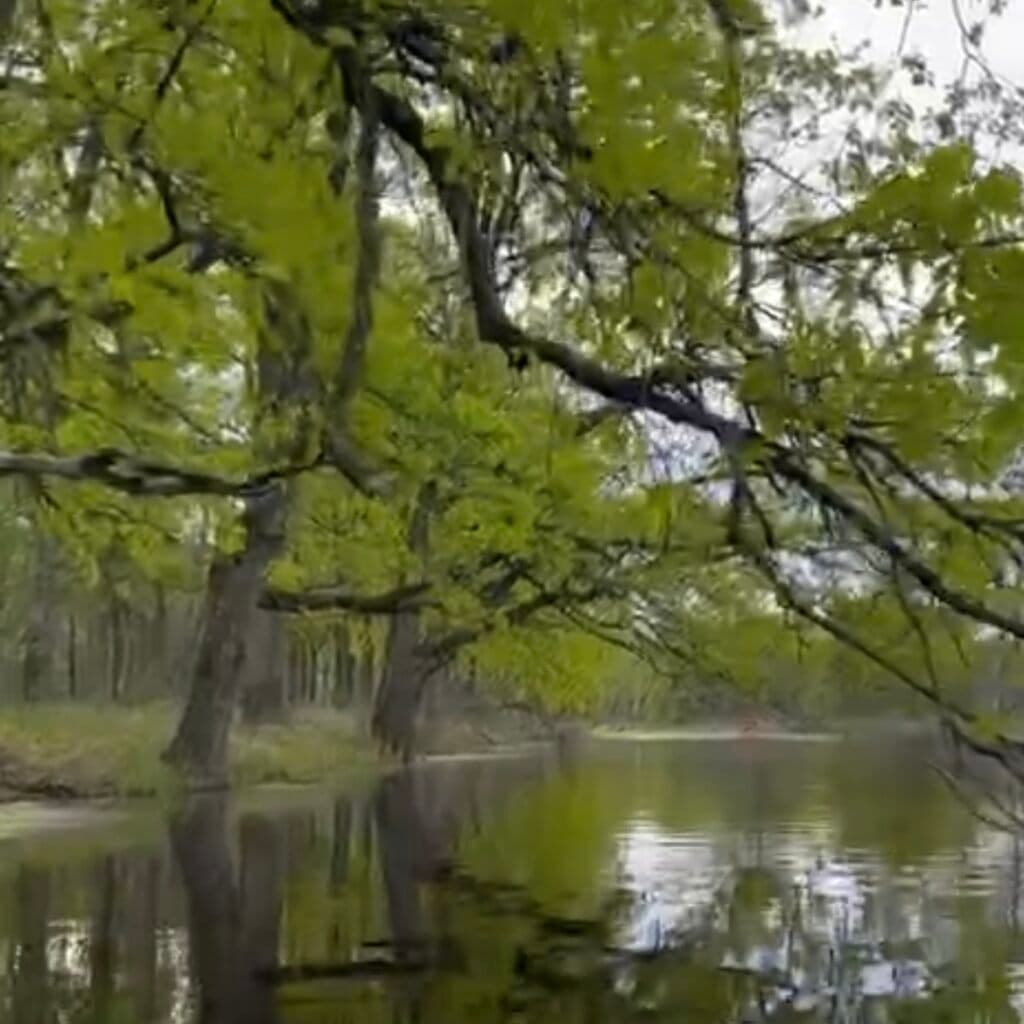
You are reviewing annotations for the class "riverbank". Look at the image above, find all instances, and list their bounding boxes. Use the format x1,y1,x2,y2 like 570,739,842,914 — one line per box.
0,701,564,802
0,706,937,803
0,703,380,800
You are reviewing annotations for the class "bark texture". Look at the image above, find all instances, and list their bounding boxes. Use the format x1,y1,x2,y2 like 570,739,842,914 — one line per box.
162,487,289,784
372,485,436,760
241,609,289,724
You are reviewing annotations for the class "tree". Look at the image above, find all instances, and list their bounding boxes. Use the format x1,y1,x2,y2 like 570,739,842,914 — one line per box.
268,0,1024,762
3,0,1024,785
0,0,680,775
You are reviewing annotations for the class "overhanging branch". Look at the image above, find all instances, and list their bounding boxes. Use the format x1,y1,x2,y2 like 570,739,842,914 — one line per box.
260,581,432,614
0,447,319,498
271,1,1024,703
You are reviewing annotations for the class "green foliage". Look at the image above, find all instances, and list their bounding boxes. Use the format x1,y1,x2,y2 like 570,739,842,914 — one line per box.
4,0,1024,735
467,627,636,715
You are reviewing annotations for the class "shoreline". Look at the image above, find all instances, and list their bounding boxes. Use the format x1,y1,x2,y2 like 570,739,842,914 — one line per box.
590,726,843,743
0,740,561,845
0,707,936,818
0,702,562,814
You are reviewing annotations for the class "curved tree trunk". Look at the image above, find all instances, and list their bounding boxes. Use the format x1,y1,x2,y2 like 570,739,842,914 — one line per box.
162,277,316,785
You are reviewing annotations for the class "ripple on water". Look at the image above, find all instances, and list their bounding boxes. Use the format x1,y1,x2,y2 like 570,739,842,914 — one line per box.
611,809,1021,968
1005,962,1024,1014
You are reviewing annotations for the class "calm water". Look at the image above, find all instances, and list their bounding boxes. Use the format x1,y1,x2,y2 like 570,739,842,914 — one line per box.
1,737,1023,1023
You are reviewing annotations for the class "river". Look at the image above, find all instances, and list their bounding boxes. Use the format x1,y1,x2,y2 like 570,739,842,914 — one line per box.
0,735,1022,1022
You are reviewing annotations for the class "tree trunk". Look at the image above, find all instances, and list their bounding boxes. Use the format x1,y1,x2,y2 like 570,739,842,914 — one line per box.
163,273,320,783
351,645,376,733
312,644,323,705
307,644,318,704
332,623,355,707
302,643,314,705
371,486,436,760
67,612,77,700
287,635,302,706
108,598,126,702
360,647,376,708
147,585,169,698
241,609,289,725
372,611,435,762
162,487,289,786
21,531,59,702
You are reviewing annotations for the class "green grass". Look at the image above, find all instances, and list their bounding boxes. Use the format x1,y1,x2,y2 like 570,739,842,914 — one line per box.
230,708,380,787
0,702,380,799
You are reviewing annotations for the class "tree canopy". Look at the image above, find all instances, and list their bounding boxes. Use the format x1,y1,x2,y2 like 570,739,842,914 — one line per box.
3,0,1024,776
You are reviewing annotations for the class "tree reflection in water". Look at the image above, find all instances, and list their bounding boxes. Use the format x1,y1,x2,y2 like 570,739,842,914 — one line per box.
0,741,1023,1022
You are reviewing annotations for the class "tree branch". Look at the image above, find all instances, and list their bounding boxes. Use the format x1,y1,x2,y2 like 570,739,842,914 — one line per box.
334,77,381,412
0,447,319,498
357,45,1024,646
271,2,1024,712
740,537,977,725
847,429,1024,544
774,449,1024,643
330,46,748,450
260,581,432,614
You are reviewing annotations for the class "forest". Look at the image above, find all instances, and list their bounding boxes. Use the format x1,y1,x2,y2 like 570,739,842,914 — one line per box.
1,0,1024,792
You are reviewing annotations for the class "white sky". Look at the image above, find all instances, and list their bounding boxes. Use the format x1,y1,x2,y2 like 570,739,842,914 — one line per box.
805,1,1022,87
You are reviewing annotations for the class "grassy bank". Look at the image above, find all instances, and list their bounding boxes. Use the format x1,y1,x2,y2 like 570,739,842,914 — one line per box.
0,703,380,800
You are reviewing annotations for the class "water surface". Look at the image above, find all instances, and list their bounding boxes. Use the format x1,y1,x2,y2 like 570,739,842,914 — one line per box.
1,736,1022,1022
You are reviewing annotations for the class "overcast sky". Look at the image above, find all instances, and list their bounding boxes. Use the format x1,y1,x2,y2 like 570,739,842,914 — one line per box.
803,1,1021,88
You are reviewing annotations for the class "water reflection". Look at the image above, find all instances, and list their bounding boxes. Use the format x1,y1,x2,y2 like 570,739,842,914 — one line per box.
171,797,285,1023
2,739,1024,1021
